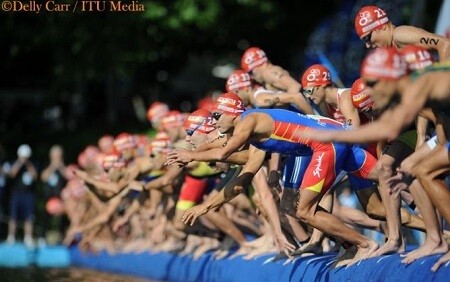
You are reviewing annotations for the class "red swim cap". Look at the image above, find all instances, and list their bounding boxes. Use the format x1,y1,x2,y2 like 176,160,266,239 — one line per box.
113,132,137,152
351,78,374,111
147,101,169,123
184,109,215,134
241,47,268,72
226,70,252,92
398,45,434,71
301,64,332,88
102,152,125,170
150,135,172,154
354,5,389,38
211,92,245,116
361,47,407,80
160,110,186,130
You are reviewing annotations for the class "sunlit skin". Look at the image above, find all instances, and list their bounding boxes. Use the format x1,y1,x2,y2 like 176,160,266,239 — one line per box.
235,86,314,115
215,113,237,135
362,76,408,111
362,24,450,60
251,62,302,93
167,109,380,264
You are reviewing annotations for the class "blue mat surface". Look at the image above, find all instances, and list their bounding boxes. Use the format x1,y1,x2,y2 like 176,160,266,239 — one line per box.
0,243,70,268
70,247,450,281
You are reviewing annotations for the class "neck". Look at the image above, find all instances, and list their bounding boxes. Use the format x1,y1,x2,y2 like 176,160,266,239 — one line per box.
325,87,338,107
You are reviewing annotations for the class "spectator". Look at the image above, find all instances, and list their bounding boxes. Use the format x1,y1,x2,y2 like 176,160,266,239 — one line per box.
6,144,38,248
39,145,68,245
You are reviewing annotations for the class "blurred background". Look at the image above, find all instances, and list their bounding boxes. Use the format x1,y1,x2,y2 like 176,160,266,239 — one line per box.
0,0,446,238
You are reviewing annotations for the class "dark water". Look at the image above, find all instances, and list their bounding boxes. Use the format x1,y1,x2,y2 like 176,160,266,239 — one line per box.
0,267,157,282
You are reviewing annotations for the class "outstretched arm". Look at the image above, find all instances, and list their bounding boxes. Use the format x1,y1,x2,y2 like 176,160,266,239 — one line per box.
300,80,428,143
166,116,256,165
181,146,266,226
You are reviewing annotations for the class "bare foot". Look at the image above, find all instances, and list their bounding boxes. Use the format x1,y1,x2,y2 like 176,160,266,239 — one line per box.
229,245,253,259
213,249,229,260
332,245,357,268
370,238,403,257
347,240,379,267
432,250,450,272
243,240,276,260
179,235,202,256
193,238,220,260
292,241,323,256
401,237,449,264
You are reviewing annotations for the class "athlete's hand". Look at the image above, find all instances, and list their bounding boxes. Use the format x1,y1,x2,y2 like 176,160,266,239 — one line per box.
274,232,296,258
181,204,209,226
165,149,194,166
387,170,412,197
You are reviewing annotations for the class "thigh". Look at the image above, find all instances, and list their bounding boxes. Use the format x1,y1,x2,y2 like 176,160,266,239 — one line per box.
343,144,378,181
418,145,450,179
300,145,339,195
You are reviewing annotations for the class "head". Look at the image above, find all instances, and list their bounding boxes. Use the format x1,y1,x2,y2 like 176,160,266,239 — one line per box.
113,132,137,161
211,92,245,134
241,47,268,73
350,78,374,113
354,5,390,48
98,134,115,154
300,64,332,105
160,110,186,141
398,45,434,72
184,109,216,148
225,69,253,104
149,135,173,163
147,101,169,130
49,145,64,163
102,152,126,178
17,144,32,160
361,46,408,110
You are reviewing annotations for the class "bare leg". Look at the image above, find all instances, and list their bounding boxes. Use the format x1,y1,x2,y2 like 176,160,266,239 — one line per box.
23,219,34,247
414,145,450,271
205,210,247,245
401,179,448,264
296,189,378,266
292,191,333,256
7,219,16,244
372,154,404,256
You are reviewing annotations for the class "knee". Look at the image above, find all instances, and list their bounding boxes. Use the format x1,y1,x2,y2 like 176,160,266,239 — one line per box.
413,163,430,180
